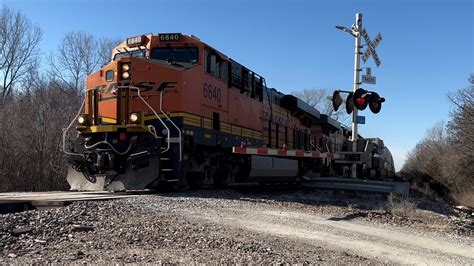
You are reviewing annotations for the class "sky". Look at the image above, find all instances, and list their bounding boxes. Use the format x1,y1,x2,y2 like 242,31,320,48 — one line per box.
3,0,473,170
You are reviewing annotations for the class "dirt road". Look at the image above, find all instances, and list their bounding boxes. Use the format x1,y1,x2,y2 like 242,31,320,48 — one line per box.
187,206,473,265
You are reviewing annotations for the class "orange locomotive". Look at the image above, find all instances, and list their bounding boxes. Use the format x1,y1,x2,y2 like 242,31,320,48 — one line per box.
63,33,393,191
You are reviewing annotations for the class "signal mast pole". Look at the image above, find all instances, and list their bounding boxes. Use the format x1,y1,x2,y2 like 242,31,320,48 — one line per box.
351,13,362,178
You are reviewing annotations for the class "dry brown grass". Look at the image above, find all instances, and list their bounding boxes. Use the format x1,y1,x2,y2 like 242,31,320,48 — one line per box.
454,192,474,208
387,193,418,218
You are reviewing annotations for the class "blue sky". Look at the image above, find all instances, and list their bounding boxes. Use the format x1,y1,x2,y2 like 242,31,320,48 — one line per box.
4,0,473,170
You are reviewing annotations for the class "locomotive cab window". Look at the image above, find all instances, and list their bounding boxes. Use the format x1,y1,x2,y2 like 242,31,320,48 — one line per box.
114,49,146,60
228,59,264,101
205,50,226,80
150,47,198,68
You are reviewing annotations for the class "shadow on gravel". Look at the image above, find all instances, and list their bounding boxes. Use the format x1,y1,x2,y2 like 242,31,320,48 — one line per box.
327,212,368,221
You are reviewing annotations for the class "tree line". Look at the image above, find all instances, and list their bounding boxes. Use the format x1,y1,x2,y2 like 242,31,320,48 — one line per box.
0,5,120,191
401,75,473,207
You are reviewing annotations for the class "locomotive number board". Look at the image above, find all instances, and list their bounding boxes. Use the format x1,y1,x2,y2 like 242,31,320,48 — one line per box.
159,33,181,42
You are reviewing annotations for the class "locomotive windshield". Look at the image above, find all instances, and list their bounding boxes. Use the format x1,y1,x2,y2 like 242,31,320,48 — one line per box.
151,47,198,67
114,49,146,60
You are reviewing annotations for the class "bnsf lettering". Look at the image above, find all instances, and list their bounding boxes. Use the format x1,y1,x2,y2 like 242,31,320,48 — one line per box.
136,81,178,92
157,81,178,91
203,83,221,102
95,82,177,93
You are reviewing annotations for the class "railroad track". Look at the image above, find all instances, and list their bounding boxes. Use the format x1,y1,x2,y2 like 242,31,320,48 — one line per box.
0,177,409,214
0,191,147,214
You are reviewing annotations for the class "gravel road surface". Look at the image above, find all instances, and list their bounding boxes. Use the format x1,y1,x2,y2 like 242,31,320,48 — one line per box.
1,188,472,264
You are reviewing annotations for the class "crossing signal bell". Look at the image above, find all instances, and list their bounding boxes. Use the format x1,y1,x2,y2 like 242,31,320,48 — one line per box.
353,88,385,114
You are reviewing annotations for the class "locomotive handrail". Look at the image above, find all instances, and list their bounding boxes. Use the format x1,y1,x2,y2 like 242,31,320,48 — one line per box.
62,97,86,157
119,86,171,154
84,133,134,155
159,90,182,162
84,140,133,155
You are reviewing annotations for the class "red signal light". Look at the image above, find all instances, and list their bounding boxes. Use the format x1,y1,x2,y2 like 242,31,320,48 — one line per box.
356,97,365,106
353,88,369,110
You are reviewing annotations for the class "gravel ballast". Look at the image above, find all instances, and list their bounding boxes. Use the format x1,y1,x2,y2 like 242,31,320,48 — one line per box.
1,188,472,264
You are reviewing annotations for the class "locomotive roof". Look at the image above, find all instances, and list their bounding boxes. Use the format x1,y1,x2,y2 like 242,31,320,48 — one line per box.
112,33,228,62
314,114,341,131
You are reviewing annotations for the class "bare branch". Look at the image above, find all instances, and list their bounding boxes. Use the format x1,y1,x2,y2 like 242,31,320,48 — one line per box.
98,37,122,67
292,88,350,125
0,5,42,101
48,31,102,95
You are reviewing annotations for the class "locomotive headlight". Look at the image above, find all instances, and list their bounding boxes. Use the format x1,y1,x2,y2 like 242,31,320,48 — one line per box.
129,112,140,123
121,63,131,79
77,114,89,125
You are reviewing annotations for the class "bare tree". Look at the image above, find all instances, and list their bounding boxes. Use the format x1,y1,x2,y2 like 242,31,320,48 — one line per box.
402,75,474,206
0,5,42,101
292,88,350,125
294,88,326,108
446,74,474,204
447,74,474,157
0,10,122,191
98,37,122,67
0,69,77,191
48,31,101,94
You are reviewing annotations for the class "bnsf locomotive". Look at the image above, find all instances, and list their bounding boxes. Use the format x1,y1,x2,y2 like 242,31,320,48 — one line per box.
63,33,395,191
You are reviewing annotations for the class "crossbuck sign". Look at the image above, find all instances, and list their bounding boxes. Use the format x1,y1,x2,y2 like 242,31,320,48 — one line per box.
361,29,382,67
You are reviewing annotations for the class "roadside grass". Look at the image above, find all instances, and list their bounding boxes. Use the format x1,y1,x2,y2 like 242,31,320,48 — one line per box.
454,192,474,209
386,193,418,218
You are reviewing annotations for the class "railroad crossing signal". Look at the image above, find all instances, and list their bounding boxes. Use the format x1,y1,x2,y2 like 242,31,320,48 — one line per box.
332,91,343,111
330,89,385,114
353,88,369,110
335,13,384,179
368,92,385,113
345,92,354,114
361,29,382,67
353,88,385,114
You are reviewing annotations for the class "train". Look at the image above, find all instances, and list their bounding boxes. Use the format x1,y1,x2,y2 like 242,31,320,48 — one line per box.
63,33,395,191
